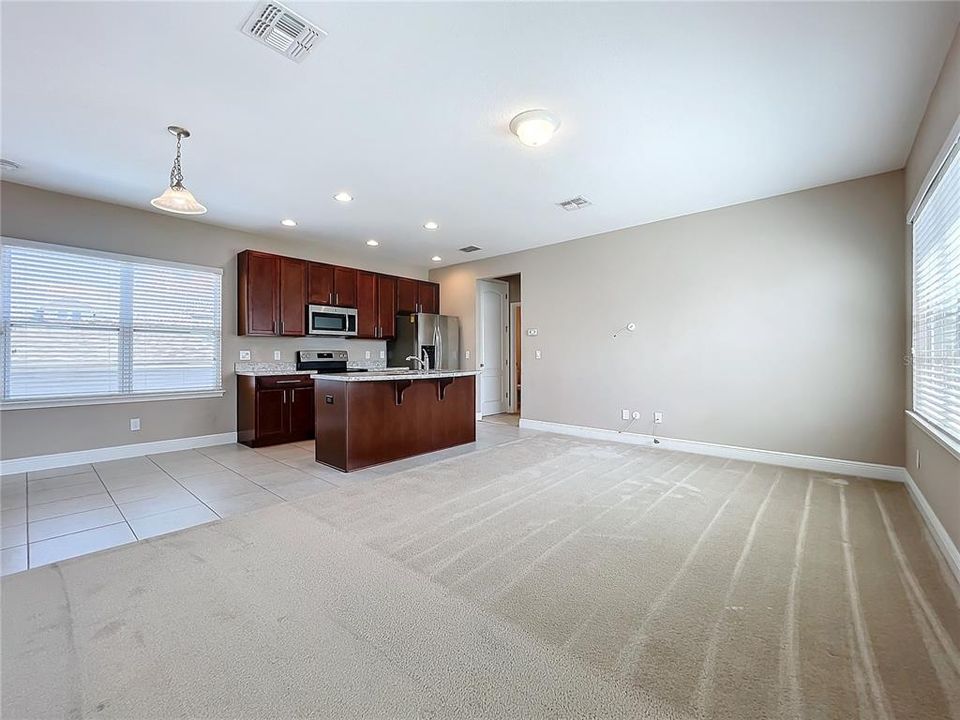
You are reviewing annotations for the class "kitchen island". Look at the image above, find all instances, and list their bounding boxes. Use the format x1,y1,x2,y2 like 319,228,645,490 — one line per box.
311,370,478,472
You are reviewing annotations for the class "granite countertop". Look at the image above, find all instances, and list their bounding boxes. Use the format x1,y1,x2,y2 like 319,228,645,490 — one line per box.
311,370,480,382
235,370,316,377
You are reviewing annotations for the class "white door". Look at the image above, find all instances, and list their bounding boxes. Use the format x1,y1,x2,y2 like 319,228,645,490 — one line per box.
477,279,509,416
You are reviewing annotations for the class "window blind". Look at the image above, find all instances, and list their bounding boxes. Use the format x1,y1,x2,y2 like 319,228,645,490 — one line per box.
912,142,960,444
0,240,222,403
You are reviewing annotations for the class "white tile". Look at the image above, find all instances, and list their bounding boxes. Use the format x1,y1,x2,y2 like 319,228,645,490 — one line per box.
177,471,263,502
247,468,317,488
1,523,26,549
2,506,26,527
117,490,202,520
28,493,115,523
147,451,223,479
27,471,102,493
128,504,218,539
1,485,27,509
1,545,27,575
27,478,106,506
29,506,125,543
93,457,162,480
99,470,170,492
203,489,282,518
109,478,184,505
29,523,135,568
1,473,26,486
268,479,337,501
27,464,94,481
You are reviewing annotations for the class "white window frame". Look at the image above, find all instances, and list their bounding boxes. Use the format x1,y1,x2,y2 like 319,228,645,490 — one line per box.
907,113,960,457
0,237,224,411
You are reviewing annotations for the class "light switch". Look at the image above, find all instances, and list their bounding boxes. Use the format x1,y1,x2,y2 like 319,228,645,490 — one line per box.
465,350,471,359
365,350,371,359
379,350,385,359
130,418,141,432
535,350,542,359
273,351,281,360
239,350,251,360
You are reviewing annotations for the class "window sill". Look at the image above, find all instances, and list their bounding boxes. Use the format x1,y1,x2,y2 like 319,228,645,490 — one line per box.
906,411,960,462
0,390,225,411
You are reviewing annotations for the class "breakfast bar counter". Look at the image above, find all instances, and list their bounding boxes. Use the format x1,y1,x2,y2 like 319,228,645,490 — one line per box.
311,370,478,472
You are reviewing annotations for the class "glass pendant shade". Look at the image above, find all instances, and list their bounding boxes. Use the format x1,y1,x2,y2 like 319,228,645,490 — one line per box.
150,183,207,215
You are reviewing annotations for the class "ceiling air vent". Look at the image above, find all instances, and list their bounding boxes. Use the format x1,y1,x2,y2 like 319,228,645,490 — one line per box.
459,246,483,253
557,196,592,211
241,2,327,63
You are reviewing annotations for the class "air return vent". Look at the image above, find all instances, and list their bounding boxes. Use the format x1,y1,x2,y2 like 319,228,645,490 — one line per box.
459,245,483,253
241,2,326,63
557,196,592,211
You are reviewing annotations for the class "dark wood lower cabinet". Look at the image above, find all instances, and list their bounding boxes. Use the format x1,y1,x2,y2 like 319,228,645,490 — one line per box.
237,375,315,447
313,376,476,471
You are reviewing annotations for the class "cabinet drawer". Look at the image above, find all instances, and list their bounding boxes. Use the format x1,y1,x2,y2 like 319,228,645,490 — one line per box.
256,375,313,390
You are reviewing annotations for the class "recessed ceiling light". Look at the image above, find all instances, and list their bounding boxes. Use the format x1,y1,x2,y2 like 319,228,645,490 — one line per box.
424,221,439,231
366,239,379,247
509,109,561,147
334,192,353,203
281,218,297,227
431,256,442,262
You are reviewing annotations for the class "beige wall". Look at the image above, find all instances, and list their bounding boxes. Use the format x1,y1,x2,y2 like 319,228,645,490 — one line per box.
432,171,906,467
0,182,427,460
903,26,960,551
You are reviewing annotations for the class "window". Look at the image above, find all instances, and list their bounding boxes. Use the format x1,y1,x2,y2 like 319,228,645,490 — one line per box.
912,141,960,445
0,239,222,406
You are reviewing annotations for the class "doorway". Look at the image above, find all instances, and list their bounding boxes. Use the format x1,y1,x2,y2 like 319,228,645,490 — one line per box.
476,278,509,416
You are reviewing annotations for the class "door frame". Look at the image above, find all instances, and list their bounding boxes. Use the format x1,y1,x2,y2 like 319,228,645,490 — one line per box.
475,278,510,417
508,301,521,414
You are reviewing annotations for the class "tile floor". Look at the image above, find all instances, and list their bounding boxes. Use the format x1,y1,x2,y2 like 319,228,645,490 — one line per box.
0,421,526,575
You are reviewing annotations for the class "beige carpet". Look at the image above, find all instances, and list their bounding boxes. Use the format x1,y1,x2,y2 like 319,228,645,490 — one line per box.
3,433,959,719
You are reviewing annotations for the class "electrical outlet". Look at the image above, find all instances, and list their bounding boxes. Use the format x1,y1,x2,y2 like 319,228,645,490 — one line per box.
527,328,538,336
535,350,542,359
465,350,471,359
654,412,663,424
621,409,630,421
129,418,141,432
632,411,641,420
273,351,281,360
365,350,371,360
239,350,251,360
379,350,385,359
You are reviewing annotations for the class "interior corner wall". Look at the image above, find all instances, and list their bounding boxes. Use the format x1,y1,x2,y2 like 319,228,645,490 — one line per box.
431,171,906,467
0,182,428,460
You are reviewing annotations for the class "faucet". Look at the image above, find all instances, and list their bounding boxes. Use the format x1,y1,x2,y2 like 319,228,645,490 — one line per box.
406,355,427,370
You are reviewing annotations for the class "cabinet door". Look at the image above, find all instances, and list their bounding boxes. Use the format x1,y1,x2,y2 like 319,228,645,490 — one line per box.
307,263,335,305
355,271,378,339
418,281,440,314
377,274,397,339
241,251,279,335
333,267,358,308
278,257,306,336
288,387,315,441
396,277,419,314
256,389,288,443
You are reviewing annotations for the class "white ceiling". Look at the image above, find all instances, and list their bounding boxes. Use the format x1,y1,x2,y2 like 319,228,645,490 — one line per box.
2,1,958,269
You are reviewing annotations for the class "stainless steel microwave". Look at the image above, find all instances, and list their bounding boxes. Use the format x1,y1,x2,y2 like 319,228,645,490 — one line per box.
307,305,358,336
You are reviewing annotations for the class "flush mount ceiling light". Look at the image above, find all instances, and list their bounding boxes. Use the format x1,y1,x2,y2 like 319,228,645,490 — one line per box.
0,158,21,172
431,256,442,262
281,218,297,227
150,126,207,215
423,221,439,231
509,109,561,147
366,239,379,246
333,191,353,203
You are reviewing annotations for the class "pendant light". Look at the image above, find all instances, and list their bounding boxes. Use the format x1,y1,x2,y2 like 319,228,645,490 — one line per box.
150,126,207,215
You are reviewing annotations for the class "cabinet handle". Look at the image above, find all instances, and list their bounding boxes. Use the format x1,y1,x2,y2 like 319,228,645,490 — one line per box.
272,320,277,333
279,319,284,335
275,380,300,384
335,293,339,305
329,292,333,304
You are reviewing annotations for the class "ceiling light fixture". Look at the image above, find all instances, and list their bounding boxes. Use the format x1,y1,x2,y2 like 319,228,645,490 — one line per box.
151,126,206,215
281,219,297,227
509,109,560,147
423,221,439,231
366,239,379,246
0,159,21,172
334,192,353,203
431,256,442,262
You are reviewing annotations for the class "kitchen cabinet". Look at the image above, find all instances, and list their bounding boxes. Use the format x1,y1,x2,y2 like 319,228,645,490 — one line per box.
307,262,357,308
333,266,357,308
237,375,315,447
238,250,279,336
397,278,440,315
278,256,306,336
357,272,398,339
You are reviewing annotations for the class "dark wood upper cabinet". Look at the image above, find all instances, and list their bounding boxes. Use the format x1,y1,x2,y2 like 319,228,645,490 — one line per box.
333,267,358,308
377,274,398,339
396,277,419,314
307,262,335,306
356,270,378,339
238,250,279,336
418,281,440,314
278,256,306,336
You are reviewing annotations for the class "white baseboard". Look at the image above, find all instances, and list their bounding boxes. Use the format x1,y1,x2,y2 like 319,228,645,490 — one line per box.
0,432,238,475
902,470,960,586
518,419,905,482
476,412,483,421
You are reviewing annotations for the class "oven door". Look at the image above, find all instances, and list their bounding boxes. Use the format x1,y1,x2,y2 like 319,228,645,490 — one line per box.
307,306,358,336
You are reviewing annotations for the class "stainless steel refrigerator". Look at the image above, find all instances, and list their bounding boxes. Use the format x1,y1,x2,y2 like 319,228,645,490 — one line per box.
388,313,460,370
